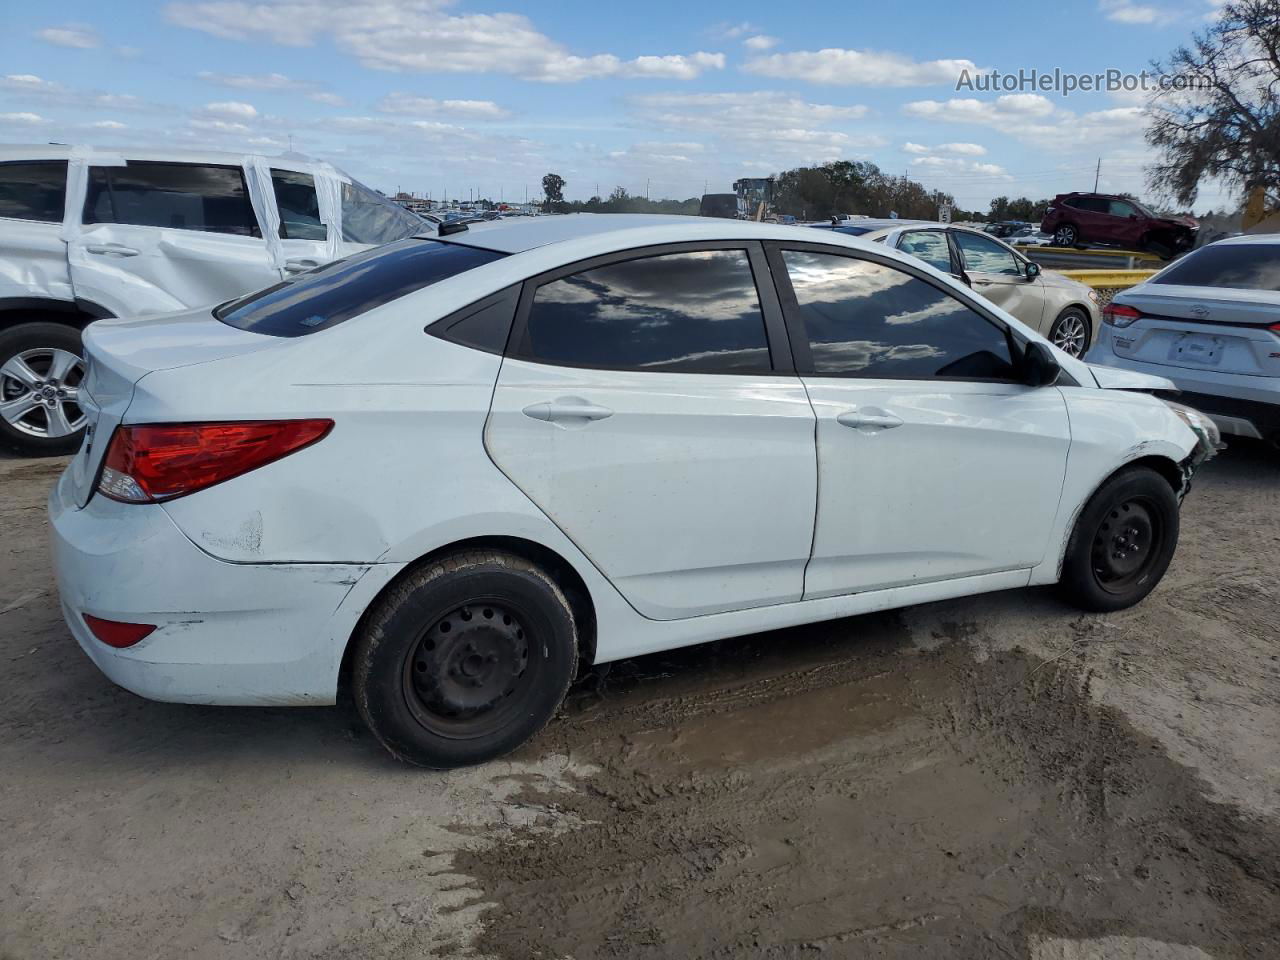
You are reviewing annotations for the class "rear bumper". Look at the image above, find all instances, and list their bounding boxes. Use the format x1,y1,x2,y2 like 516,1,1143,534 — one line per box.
1085,346,1280,440
49,473,401,705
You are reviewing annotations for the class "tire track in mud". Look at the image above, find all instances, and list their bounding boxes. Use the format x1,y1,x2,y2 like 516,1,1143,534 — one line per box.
454,644,1280,959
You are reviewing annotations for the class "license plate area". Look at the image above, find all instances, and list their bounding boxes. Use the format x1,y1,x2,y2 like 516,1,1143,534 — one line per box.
1170,333,1223,366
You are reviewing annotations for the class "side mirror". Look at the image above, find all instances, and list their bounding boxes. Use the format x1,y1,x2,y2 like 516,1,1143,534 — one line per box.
1022,340,1061,387
1024,261,1041,281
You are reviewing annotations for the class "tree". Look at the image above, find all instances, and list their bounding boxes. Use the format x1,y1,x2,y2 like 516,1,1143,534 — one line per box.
1146,0,1280,206
541,172,566,212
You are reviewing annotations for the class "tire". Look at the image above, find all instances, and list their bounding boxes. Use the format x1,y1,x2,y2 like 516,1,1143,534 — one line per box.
353,550,579,768
1053,224,1078,247
1142,235,1175,260
0,321,88,457
1048,307,1091,358
1058,466,1179,613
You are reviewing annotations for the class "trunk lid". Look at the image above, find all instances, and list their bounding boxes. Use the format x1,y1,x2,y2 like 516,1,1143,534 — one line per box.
65,308,281,507
1108,286,1280,378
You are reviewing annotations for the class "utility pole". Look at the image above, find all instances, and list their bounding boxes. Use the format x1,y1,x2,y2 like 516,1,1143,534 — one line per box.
1093,157,1101,193
645,178,650,200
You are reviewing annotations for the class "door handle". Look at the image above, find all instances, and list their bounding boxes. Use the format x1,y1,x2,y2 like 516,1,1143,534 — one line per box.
837,409,903,430
285,258,321,273
522,398,613,423
84,243,140,257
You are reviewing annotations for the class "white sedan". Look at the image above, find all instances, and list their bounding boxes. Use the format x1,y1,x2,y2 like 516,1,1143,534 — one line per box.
50,215,1218,768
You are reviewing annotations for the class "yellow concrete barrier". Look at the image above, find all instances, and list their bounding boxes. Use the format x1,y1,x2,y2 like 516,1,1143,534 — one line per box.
1055,269,1159,287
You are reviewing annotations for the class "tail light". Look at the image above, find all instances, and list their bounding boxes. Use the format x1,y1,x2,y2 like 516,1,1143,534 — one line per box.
83,614,156,648
97,419,333,503
1102,303,1142,328
1269,322,1280,333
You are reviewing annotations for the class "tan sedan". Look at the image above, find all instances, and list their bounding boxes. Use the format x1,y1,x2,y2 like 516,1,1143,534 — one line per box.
811,220,1102,357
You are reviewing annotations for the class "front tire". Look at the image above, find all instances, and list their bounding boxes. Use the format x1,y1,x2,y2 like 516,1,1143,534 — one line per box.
0,322,88,457
1048,307,1091,358
353,550,579,769
1058,467,1179,613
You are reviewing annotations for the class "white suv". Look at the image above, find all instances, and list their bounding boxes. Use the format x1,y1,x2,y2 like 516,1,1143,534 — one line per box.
1087,234,1280,446
0,144,427,455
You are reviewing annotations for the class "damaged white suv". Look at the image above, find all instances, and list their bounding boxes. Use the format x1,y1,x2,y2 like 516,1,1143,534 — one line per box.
0,144,426,455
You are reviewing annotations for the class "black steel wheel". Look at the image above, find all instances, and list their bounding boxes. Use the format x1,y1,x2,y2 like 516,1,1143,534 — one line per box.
1059,466,1179,612
354,550,578,768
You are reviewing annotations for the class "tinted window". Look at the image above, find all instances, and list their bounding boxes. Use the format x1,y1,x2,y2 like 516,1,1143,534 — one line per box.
83,162,259,236
954,231,1022,276
341,181,424,244
271,169,326,240
216,238,505,337
0,161,67,222
1153,244,1280,291
897,231,952,272
782,250,1017,380
516,249,772,374
1109,200,1136,217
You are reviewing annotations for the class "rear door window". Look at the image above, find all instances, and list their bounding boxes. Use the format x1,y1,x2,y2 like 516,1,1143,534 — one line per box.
1153,244,1280,291
513,249,773,374
83,162,260,236
270,169,326,240
0,160,67,222
341,181,425,244
215,238,505,336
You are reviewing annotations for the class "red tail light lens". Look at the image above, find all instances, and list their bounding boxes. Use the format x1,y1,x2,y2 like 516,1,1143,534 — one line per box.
83,614,156,648
97,419,333,503
1102,303,1142,328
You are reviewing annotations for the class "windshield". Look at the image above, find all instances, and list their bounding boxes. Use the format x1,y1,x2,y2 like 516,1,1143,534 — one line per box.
341,180,429,244
215,238,506,336
1153,243,1280,291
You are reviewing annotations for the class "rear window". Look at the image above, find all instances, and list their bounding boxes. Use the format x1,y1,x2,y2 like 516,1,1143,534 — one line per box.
0,160,67,222
1153,244,1280,291
215,238,505,337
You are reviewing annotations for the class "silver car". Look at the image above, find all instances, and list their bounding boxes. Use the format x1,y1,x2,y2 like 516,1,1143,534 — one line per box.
845,220,1102,357
1087,234,1280,445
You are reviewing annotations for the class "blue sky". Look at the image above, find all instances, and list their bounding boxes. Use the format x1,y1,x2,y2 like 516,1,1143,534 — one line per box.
0,0,1235,212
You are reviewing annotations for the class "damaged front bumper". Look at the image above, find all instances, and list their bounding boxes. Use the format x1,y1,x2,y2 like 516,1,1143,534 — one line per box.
1163,400,1224,500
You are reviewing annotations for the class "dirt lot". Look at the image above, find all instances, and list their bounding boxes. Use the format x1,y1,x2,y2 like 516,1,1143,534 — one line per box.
1,445,1277,959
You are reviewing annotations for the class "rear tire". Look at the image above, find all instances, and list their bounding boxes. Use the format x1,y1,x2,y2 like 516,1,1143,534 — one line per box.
1058,467,1179,613
0,322,87,457
353,550,578,768
1053,224,1079,247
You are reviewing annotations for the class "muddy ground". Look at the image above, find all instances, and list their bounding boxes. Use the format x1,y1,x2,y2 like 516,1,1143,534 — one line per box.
0,444,1277,959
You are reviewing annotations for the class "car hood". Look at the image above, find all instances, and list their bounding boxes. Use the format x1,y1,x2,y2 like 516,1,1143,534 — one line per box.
1157,215,1198,230
1039,270,1094,296
1088,364,1177,392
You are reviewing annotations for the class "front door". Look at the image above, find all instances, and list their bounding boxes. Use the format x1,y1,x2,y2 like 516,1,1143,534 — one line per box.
68,160,279,316
485,244,817,620
769,244,1071,599
952,229,1046,330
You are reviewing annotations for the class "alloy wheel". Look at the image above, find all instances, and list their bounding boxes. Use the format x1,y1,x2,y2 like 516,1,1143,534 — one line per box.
1051,312,1089,357
1054,225,1077,246
0,347,87,440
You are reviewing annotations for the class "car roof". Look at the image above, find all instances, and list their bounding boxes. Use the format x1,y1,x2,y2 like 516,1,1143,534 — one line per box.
0,142,338,175
1208,233,1280,247
443,213,789,254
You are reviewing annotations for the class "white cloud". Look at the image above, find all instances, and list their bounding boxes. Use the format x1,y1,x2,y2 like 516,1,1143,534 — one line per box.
203,100,259,118
90,120,128,129
902,95,1147,149
308,92,348,106
378,93,508,118
743,35,778,51
902,141,930,154
199,71,302,90
1,74,157,113
911,155,1010,179
37,24,101,49
938,141,987,156
744,48,978,87
1099,0,1165,24
165,1,725,83
713,21,764,39
0,112,50,125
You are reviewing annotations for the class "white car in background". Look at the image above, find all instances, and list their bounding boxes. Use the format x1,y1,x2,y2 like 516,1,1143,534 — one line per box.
0,144,427,455
51,215,1217,769
1088,234,1280,446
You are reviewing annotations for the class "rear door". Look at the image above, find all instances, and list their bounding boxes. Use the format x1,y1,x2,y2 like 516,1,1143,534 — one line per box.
268,167,333,276
952,229,1046,330
0,159,72,304
68,160,280,317
769,243,1070,598
485,242,817,620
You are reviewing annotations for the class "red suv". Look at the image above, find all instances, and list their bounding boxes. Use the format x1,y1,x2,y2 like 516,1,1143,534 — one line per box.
1041,193,1197,259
